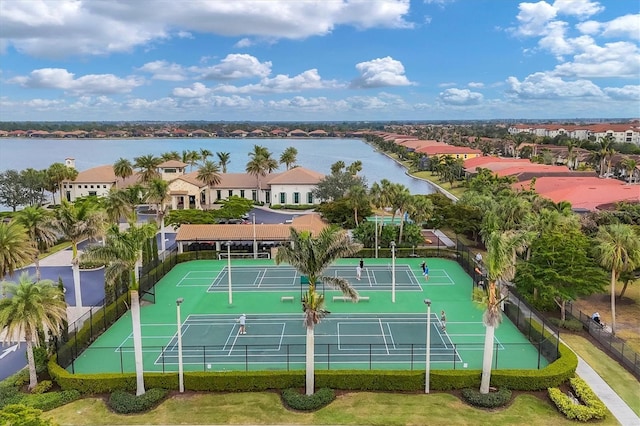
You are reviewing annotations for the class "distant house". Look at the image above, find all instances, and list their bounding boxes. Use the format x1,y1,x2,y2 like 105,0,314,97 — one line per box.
172,129,189,137
288,129,308,137
308,129,328,137
62,163,137,202
266,167,323,205
249,129,267,137
191,129,210,137
229,129,248,138
158,160,188,181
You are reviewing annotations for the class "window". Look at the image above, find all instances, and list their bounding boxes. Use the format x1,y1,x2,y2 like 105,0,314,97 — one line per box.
216,190,222,200
280,192,286,204
307,192,313,203
293,192,300,204
252,190,257,202
228,190,233,197
84,185,88,188
90,185,94,188
88,191,97,196
240,190,245,198
103,185,107,188
164,168,176,173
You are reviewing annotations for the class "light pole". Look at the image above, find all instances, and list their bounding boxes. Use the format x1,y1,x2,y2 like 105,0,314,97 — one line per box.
252,213,257,259
424,298,431,394
226,241,233,304
374,215,379,259
390,241,396,303
176,297,184,393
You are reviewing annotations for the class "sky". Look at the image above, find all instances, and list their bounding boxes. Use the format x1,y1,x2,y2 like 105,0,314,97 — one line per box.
0,0,638,122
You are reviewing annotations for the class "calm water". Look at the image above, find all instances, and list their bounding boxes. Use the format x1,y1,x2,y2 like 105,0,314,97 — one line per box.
0,137,435,199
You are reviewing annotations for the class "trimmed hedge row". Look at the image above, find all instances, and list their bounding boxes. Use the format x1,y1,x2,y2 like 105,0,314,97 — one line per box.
548,377,607,421
108,388,168,414
461,387,512,408
282,388,335,411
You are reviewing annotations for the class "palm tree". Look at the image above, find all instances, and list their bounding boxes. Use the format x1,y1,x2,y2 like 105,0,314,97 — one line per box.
15,207,57,281
480,230,528,394
181,150,201,172
0,273,66,390
133,155,161,184
620,157,637,184
216,152,231,173
52,201,106,308
161,151,181,162
113,158,134,188
593,224,640,334
279,147,298,170
345,184,369,226
197,161,222,208
388,183,411,243
146,179,169,252
275,227,362,395
199,148,213,164
81,222,157,396
347,160,363,176
102,188,136,224
246,145,278,203
46,163,78,204
0,221,37,281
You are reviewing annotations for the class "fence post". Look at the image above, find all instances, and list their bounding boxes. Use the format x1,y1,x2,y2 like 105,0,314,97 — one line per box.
245,345,248,371
89,309,93,341
287,345,290,371
410,344,414,370
369,344,372,370
494,342,499,369
537,342,541,369
203,346,207,372
327,344,330,370
453,344,457,370
103,298,107,331
119,347,123,374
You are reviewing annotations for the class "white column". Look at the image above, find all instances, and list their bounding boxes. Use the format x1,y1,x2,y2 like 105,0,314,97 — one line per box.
176,298,184,393
424,299,431,394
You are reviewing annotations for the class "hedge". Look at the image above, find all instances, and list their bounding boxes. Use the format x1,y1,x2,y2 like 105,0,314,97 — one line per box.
461,387,512,408
548,376,607,421
107,388,168,414
281,388,335,411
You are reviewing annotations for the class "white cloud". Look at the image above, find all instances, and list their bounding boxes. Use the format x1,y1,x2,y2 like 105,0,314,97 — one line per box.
552,0,603,19
125,97,178,110
350,57,413,88
137,61,188,81
437,88,483,105
468,82,484,88
214,69,341,94
514,1,557,37
172,82,211,98
195,54,272,80
577,14,640,40
10,68,143,95
603,85,640,101
553,41,640,78
0,0,412,58
506,72,603,99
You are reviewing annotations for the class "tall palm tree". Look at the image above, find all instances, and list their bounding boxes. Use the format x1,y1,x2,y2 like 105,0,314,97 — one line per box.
275,227,362,395
246,145,278,204
181,150,201,172
347,160,363,176
113,158,134,188
388,183,411,243
161,151,181,162
216,152,231,173
102,188,136,224
199,148,213,164
620,157,637,184
133,154,161,184
146,179,169,252
0,273,66,390
480,230,528,394
15,206,57,281
0,221,37,281
279,147,298,170
81,222,157,396
52,201,106,308
345,184,369,226
593,224,640,334
197,161,222,208
46,163,78,205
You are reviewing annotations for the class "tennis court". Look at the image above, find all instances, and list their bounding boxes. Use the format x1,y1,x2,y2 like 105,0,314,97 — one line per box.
70,258,547,373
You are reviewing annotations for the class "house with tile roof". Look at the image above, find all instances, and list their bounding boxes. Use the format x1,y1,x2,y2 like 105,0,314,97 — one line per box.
267,167,324,206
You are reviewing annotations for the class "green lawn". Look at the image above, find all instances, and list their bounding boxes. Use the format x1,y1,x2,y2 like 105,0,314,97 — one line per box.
46,391,619,426
562,333,640,417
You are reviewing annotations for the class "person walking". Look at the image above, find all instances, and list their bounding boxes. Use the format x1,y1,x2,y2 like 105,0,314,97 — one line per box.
440,310,446,332
237,313,247,335
421,261,429,280
356,264,362,280
359,258,364,270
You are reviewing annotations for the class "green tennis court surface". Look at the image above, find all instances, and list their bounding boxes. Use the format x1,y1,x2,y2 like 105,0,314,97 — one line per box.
70,258,547,373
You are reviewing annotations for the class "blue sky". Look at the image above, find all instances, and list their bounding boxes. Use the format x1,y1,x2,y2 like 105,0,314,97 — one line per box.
0,0,638,122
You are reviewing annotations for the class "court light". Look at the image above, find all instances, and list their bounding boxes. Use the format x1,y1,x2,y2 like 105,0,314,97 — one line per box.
252,213,257,259
390,241,396,303
424,298,431,394
226,241,233,304
176,297,185,393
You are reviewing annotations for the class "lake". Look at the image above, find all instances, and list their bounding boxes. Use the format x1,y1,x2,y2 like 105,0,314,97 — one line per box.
0,137,436,202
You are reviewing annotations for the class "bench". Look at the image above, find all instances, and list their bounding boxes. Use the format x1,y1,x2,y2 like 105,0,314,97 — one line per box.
332,296,370,302
280,296,294,302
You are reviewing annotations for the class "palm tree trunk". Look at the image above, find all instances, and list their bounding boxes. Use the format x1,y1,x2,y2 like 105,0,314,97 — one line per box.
610,271,617,334
480,324,495,394
72,257,82,308
305,325,315,396
160,220,166,253
619,280,630,299
130,289,146,396
35,255,41,282
26,337,38,390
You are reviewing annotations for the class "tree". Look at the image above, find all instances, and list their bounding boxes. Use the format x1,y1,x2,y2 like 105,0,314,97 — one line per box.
181,150,201,172
216,152,231,173
45,163,77,205
480,231,528,394
101,188,136,224
113,158,134,187
280,146,298,170
133,154,161,183
199,148,213,164
0,273,66,390
0,404,57,425
346,160,363,176
275,227,362,395
514,227,607,318
620,157,637,184
15,206,57,281
161,151,180,162
0,221,37,281
313,172,365,202
146,179,169,252
345,184,369,226
52,201,106,308
0,170,28,211
593,224,640,334
21,168,47,207
197,160,221,189
245,145,278,203
81,222,157,396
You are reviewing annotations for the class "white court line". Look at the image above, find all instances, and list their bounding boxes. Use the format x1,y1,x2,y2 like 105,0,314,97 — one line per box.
171,324,190,352
442,269,455,284
223,323,238,353
366,269,372,287
252,269,263,287
379,319,389,355
114,332,134,353
227,328,241,356
385,323,397,350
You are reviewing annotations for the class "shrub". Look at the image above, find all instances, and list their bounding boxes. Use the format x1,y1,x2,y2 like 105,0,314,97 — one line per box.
107,388,169,414
281,388,335,411
31,381,52,395
20,390,81,411
0,404,55,426
0,384,22,409
548,318,583,332
461,387,512,408
32,346,49,375
548,377,607,421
